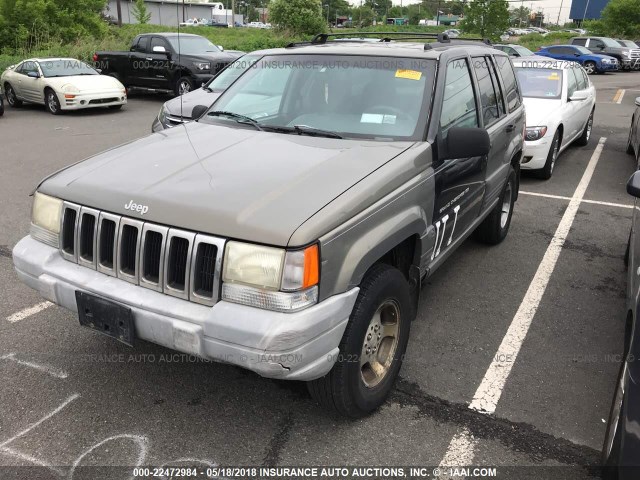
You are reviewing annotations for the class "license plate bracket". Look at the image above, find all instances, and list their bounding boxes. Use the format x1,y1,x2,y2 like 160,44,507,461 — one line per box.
75,291,135,346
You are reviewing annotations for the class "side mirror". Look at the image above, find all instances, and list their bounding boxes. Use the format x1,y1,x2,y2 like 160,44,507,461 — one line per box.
192,105,209,119
574,52,581,56
27,71,40,79
443,127,491,160
635,96,640,107
569,90,589,101
152,45,167,54
218,45,224,51
627,171,640,198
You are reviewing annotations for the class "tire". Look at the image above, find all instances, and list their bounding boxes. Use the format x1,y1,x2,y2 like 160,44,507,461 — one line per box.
44,88,62,115
4,83,22,107
601,359,628,479
307,264,413,417
575,110,594,147
474,167,516,245
627,121,635,155
174,76,194,96
624,232,630,268
0,97,4,116
584,61,596,75
534,130,561,180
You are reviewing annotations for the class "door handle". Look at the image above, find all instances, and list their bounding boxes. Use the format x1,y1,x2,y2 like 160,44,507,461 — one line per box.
146,57,153,61
505,124,516,132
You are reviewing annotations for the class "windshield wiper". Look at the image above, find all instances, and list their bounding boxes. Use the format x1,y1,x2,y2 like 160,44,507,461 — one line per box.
207,111,263,131
292,125,344,139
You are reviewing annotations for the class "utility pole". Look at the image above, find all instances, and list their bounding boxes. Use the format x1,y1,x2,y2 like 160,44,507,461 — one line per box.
115,0,122,26
231,0,235,27
556,0,563,26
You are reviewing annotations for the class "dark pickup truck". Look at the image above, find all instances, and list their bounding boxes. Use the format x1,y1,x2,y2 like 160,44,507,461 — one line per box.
94,33,242,96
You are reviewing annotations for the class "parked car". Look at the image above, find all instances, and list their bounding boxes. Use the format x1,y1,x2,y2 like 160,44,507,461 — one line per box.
616,39,639,49
570,36,640,70
493,44,534,57
152,53,259,131
627,96,640,163
536,45,618,74
202,19,228,28
443,29,460,38
179,19,201,27
1,58,126,115
602,157,640,478
12,33,524,417
513,58,595,179
94,33,242,96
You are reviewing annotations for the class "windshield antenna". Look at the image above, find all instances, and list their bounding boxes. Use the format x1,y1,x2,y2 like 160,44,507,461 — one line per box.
179,0,184,122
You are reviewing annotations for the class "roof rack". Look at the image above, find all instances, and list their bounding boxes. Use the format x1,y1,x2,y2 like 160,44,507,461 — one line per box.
286,31,491,48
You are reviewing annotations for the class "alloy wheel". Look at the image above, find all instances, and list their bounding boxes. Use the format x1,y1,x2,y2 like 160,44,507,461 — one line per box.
47,93,58,113
500,182,513,229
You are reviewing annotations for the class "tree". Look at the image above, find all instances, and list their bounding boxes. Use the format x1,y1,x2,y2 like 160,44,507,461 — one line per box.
132,0,151,24
510,6,530,26
269,0,326,35
461,0,509,39
350,5,375,27
600,0,640,37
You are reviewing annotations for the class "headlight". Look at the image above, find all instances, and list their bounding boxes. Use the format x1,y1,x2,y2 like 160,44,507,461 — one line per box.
525,126,547,141
158,105,169,127
623,50,631,58
31,192,63,248
222,241,319,312
193,62,210,71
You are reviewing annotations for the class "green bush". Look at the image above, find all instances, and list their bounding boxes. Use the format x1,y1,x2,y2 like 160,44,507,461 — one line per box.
269,0,327,36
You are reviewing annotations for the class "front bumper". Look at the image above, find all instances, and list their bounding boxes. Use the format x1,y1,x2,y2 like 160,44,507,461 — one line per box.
61,90,127,110
599,62,619,72
521,135,552,170
13,235,358,381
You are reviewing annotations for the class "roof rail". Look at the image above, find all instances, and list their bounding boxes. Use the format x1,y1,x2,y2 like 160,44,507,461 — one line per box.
285,31,493,49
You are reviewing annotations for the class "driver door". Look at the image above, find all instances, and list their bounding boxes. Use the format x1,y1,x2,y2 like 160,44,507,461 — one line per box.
18,61,44,104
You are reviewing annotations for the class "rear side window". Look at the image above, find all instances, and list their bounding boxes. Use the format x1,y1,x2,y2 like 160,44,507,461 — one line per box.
567,68,578,97
472,57,501,126
439,59,478,139
495,56,521,113
576,67,588,90
572,38,587,46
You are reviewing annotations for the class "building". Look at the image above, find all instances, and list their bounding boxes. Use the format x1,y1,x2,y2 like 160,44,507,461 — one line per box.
105,0,243,26
569,0,610,23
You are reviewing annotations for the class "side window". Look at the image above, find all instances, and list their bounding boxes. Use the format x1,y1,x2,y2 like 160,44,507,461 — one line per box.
472,57,500,126
548,47,561,54
567,68,578,97
591,39,605,49
135,36,149,53
495,55,521,113
487,57,506,116
572,38,587,46
15,63,25,74
576,67,588,90
439,59,478,139
149,37,168,53
22,61,39,75
557,47,574,55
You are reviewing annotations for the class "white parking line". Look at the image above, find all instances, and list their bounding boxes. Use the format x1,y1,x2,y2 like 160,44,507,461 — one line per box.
439,428,476,470
0,353,68,379
438,137,607,466
520,191,633,209
6,301,53,323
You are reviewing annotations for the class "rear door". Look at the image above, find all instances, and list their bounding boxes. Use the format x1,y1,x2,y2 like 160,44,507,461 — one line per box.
564,67,583,142
430,57,486,261
128,35,152,86
471,55,512,208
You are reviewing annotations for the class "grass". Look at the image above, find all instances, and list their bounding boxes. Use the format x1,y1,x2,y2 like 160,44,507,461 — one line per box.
0,24,578,73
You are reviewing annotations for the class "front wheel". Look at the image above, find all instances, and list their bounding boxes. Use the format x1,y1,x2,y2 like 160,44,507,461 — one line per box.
474,167,516,245
307,264,413,417
45,89,62,115
627,121,635,155
174,76,194,96
535,130,561,180
584,61,596,75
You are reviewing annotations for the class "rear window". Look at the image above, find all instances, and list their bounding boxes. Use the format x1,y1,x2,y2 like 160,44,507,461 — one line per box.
515,67,563,99
495,56,522,112
572,38,587,46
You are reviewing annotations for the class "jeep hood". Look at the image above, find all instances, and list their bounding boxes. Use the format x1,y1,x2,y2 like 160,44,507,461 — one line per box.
39,122,413,246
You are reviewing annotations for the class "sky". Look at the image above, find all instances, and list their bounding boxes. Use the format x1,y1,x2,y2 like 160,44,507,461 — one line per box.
348,0,573,25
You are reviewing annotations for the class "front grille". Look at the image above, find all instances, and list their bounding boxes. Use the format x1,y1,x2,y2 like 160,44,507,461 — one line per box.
89,97,118,105
630,49,640,59
59,204,224,306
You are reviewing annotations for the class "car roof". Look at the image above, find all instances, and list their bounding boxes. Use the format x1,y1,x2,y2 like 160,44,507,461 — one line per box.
138,32,202,38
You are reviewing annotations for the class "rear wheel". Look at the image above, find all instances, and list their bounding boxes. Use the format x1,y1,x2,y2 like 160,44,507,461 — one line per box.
627,120,635,155
475,167,516,245
307,264,413,417
45,88,62,115
535,130,560,180
602,358,628,479
5,83,22,107
584,61,596,75
575,110,594,146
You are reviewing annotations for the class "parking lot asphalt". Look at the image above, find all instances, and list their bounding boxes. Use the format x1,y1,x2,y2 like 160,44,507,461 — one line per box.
0,72,638,478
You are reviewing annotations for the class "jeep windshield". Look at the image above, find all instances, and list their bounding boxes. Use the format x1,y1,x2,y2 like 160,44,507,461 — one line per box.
200,55,435,141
